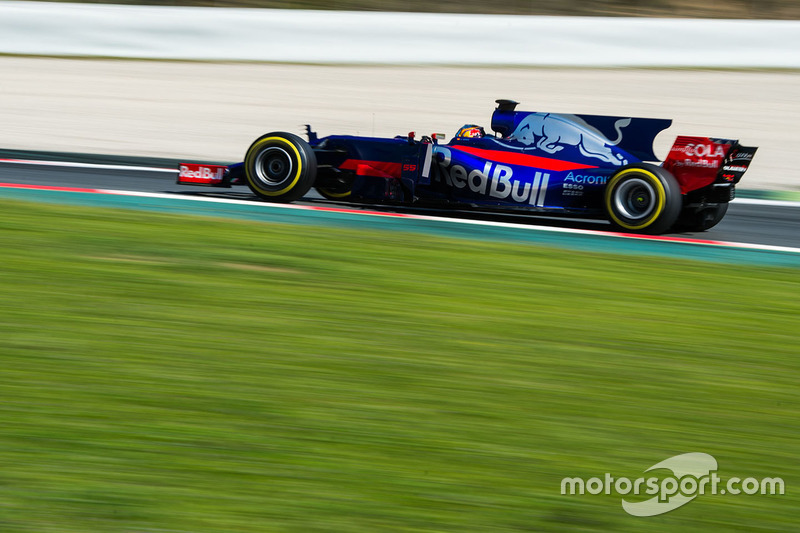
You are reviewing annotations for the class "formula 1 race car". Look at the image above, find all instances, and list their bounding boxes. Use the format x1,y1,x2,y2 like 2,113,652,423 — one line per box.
178,100,757,234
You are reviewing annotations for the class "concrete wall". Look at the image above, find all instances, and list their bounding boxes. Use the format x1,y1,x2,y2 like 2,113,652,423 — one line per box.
1,2,800,67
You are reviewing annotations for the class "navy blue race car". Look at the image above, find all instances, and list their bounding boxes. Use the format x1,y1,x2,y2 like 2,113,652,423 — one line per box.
178,100,757,234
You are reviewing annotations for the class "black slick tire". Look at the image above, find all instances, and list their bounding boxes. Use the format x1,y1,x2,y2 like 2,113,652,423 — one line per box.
244,132,317,202
604,164,682,234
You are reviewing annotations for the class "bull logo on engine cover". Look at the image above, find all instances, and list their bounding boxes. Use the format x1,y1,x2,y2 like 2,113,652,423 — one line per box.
510,113,631,166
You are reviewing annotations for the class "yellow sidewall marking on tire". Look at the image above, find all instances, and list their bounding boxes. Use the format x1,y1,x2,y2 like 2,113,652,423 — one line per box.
245,137,303,197
605,168,666,230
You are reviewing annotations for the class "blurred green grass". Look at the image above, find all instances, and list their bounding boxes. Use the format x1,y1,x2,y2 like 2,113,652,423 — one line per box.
0,198,797,532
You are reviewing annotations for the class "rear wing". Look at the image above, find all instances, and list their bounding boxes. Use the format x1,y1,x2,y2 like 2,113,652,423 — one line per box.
662,136,757,194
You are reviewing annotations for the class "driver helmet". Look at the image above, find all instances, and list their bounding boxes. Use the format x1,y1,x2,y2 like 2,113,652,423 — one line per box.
456,124,485,138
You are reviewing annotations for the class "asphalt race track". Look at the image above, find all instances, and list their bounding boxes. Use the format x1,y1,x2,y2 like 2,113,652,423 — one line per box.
0,158,798,251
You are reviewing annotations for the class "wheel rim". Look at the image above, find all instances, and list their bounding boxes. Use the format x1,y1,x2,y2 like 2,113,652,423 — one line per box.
254,147,293,187
614,178,657,221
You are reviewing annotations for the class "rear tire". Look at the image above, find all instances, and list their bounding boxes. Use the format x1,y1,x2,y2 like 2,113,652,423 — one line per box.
244,132,317,202
604,164,682,234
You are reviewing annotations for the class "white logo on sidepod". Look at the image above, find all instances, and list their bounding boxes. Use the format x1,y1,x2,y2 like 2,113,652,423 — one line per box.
433,147,549,207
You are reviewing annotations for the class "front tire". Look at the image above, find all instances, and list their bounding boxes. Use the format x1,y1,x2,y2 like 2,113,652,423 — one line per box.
244,132,317,202
604,164,682,234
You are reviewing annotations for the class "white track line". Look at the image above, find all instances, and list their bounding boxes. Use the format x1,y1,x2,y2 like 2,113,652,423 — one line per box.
97,188,800,255
733,198,800,208
0,158,176,173
1,161,798,254
2,158,799,207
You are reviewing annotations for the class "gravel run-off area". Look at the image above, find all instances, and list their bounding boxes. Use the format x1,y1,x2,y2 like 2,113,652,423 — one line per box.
2,57,798,191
